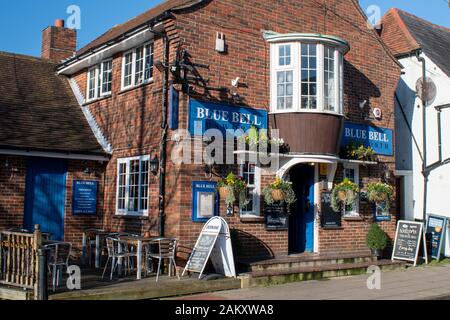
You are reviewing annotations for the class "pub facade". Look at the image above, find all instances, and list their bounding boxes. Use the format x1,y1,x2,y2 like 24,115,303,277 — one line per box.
1,0,402,261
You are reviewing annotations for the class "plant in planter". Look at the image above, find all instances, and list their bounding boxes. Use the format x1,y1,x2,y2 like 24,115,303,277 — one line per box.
262,177,297,208
331,178,359,213
342,142,376,162
366,223,388,258
217,172,249,208
366,182,394,212
238,126,290,154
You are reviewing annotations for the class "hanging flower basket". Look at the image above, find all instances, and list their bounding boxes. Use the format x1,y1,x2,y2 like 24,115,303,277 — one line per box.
366,182,394,211
331,179,360,212
217,173,249,208
218,186,231,199
271,189,285,202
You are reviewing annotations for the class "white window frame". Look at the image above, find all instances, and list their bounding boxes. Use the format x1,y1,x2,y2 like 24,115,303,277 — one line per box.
121,42,154,90
239,163,261,217
270,42,343,115
86,59,113,102
343,163,360,217
116,155,150,216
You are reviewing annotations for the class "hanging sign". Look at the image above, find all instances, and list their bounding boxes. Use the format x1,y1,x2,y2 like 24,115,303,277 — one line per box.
392,220,426,266
168,85,179,130
72,180,98,215
342,122,393,156
426,215,448,261
320,191,342,229
183,217,236,279
188,99,268,136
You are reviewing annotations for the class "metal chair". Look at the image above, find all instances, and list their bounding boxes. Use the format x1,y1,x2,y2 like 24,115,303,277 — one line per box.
44,242,72,292
102,237,136,280
146,238,179,282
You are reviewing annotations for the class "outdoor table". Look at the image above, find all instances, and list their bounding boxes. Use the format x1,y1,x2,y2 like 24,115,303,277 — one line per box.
82,229,110,268
117,235,158,280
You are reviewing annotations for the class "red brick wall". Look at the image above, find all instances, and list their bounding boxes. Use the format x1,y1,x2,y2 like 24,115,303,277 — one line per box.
41,26,77,62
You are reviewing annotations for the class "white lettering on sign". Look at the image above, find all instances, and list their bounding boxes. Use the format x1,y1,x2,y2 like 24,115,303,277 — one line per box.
196,107,262,126
345,128,367,140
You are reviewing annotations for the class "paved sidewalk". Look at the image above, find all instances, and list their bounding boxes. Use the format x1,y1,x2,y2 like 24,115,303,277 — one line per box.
173,264,450,300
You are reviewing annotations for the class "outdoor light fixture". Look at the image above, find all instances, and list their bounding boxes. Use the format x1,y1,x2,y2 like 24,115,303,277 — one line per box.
150,155,159,176
154,59,166,73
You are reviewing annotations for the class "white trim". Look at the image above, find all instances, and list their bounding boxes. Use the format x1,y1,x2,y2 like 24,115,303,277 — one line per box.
121,42,154,91
263,32,350,53
0,149,109,161
343,162,360,217
115,155,150,217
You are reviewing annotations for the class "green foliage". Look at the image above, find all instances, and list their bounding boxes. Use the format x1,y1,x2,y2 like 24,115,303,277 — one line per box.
262,177,297,209
366,182,394,210
343,141,376,162
366,224,388,251
331,178,359,212
217,172,249,208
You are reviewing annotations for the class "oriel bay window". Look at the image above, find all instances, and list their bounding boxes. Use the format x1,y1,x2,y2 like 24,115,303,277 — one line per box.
116,156,150,216
122,42,154,90
268,34,348,114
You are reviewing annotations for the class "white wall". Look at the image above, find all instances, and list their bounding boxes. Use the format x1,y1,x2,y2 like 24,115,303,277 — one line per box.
396,53,450,221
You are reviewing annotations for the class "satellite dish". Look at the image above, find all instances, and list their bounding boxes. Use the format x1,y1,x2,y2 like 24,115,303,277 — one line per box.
416,77,437,105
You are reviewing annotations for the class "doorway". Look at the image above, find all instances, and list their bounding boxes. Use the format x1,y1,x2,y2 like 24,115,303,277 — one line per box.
24,157,67,240
288,164,315,254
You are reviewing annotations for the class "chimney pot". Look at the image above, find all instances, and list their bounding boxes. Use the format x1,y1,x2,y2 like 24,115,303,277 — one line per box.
55,19,65,28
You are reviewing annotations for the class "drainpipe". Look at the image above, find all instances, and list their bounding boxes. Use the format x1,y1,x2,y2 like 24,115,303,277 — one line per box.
158,32,170,238
416,51,428,224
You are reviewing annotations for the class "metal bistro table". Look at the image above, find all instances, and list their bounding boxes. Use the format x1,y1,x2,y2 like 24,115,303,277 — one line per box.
82,229,110,268
117,235,157,280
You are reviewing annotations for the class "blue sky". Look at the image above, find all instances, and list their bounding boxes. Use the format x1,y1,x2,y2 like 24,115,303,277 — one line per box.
0,0,449,57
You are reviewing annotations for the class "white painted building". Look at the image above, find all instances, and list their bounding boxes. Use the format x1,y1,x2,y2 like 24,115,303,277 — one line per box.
381,9,450,222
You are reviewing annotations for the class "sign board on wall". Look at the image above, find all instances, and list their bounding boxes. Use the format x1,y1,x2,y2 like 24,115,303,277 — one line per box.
72,180,98,215
192,181,219,222
188,99,268,136
392,220,426,266
342,122,393,156
320,192,342,229
426,215,448,261
182,217,236,279
265,203,289,231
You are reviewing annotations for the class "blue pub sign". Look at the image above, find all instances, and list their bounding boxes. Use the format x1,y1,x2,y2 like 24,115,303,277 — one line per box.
188,99,268,136
342,122,394,156
72,180,98,215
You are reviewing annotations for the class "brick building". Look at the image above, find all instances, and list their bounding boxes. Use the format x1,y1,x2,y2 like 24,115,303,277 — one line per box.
1,0,402,261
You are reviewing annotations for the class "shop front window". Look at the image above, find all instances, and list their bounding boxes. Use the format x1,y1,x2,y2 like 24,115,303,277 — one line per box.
240,162,261,217
116,156,150,216
343,163,360,217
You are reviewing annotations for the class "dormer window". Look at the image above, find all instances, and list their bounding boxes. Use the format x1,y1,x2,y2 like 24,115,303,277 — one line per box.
121,42,154,90
267,33,349,115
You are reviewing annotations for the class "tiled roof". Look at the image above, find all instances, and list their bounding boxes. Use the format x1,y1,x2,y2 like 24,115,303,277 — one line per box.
0,51,106,156
381,8,450,77
76,0,201,56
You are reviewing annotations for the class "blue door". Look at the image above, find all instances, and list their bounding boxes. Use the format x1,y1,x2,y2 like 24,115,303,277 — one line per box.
289,165,315,253
24,158,67,240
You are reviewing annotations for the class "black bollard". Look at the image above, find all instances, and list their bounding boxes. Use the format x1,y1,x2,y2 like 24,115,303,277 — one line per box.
37,248,48,300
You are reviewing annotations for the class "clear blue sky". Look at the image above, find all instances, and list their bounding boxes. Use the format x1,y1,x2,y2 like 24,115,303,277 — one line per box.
0,0,449,57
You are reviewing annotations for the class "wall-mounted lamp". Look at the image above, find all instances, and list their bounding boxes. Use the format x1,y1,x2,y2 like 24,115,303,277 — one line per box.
150,154,159,176
154,60,167,73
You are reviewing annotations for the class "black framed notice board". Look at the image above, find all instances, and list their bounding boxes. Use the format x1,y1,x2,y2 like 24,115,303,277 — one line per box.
265,203,289,231
320,191,342,229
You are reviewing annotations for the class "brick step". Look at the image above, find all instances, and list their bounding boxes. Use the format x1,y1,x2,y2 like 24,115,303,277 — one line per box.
241,251,377,273
247,260,406,287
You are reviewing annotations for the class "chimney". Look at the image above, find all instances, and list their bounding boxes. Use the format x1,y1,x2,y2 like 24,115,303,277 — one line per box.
41,19,77,62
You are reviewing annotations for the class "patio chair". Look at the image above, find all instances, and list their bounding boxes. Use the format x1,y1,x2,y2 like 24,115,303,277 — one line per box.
146,238,180,282
102,237,137,280
44,242,72,292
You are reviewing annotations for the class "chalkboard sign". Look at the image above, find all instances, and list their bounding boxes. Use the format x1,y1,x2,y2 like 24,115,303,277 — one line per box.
320,192,342,229
426,215,448,261
187,234,218,273
392,221,424,266
72,180,98,215
265,203,288,231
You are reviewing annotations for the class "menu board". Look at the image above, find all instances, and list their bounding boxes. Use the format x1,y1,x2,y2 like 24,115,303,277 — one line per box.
392,221,424,265
187,233,218,273
265,203,289,231
321,192,342,229
72,180,98,215
426,215,448,260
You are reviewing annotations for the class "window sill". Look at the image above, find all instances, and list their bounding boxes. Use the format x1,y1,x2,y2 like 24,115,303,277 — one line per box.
119,80,154,95
114,214,149,220
342,215,364,221
240,216,265,223
83,94,112,106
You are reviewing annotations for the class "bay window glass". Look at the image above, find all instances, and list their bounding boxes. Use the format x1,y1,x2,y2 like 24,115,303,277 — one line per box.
277,71,294,110
324,46,335,111
279,45,291,66
301,44,317,110
116,156,150,216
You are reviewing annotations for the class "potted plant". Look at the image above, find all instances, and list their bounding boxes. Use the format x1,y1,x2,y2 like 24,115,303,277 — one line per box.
366,182,394,212
262,177,297,208
217,172,249,208
366,223,388,258
331,178,359,213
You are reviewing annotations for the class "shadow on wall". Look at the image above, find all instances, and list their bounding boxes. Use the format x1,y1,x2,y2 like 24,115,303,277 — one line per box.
230,228,274,262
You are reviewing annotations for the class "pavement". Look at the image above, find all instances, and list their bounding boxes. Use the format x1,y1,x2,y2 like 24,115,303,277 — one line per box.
171,263,450,300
